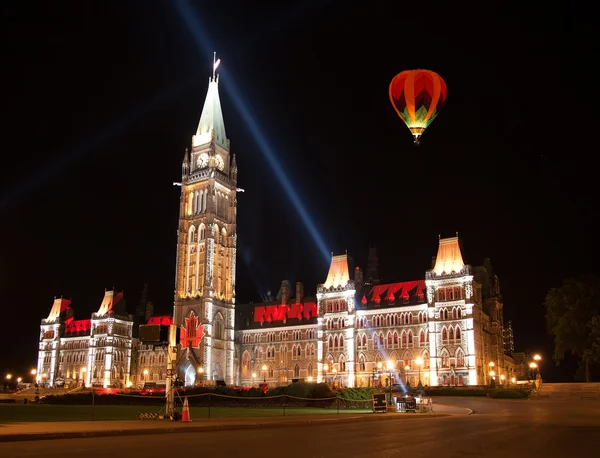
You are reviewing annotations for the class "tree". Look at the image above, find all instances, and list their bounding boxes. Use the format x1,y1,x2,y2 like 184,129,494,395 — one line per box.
544,274,600,382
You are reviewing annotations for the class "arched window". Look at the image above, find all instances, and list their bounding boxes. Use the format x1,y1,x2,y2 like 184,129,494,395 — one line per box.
442,327,448,342
456,348,465,367
242,351,251,378
449,327,455,341
403,351,413,368
393,331,399,346
408,331,413,345
387,332,393,347
359,354,366,371
401,331,407,346
188,191,194,215
213,313,225,340
419,330,425,344
307,363,314,378
339,355,346,372
423,351,430,369
294,364,300,378
441,350,449,368
455,326,461,340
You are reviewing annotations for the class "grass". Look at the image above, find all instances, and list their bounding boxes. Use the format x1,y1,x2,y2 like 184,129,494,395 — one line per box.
0,404,372,423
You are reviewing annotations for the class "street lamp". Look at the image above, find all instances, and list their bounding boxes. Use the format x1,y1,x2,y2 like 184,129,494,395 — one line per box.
31,369,37,384
511,377,516,384
415,357,424,385
488,362,495,385
17,377,22,384
261,364,268,384
143,369,149,382
533,355,542,380
5,374,11,381
404,365,411,386
500,374,505,386
332,368,338,388
197,367,204,384
386,360,394,404
251,373,256,386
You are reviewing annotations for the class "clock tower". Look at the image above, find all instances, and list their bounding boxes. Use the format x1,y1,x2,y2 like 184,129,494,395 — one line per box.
174,56,237,385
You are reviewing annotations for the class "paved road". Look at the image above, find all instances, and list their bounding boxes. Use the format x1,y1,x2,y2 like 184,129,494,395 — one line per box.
2,398,599,457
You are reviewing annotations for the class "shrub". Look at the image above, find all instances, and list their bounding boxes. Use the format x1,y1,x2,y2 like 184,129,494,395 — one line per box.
286,382,311,399
337,387,378,401
310,383,334,399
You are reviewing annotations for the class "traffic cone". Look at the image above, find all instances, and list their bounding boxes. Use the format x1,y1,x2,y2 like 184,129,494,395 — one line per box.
181,396,191,422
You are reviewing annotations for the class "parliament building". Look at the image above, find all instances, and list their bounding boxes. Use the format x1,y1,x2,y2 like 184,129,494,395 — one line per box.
37,62,518,389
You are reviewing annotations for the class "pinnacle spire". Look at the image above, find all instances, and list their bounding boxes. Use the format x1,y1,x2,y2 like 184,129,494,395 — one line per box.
193,52,227,150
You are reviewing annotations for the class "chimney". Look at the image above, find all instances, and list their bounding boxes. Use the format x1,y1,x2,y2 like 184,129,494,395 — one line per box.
145,301,154,321
296,282,304,304
354,266,363,288
281,280,290,305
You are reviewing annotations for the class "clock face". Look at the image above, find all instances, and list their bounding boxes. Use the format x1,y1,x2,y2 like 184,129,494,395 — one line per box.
196,153,209,169
215,155,225,171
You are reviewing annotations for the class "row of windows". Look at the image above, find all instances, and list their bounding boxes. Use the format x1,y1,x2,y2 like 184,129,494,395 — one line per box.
438,287,463,301
439,307,462,320
366,329,429,349
324,300,347,313
252,344,317,360
241,329,316,344
139,353,166,365
362,311,429,328
441,326,462,343
240,355,312,379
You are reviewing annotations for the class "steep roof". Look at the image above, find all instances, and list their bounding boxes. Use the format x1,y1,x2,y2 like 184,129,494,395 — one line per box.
236,297,318,331
46,298,71,322
193,75,228,149
432,236,465,276
359,280,426,309
323,254,351,289
96,290,127,316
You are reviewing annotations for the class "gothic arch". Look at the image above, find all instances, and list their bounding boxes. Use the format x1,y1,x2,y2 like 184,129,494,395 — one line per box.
213,312,225,340
241,351,251,378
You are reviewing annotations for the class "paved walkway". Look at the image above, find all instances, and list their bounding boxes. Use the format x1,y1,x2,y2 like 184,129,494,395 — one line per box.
0,404,468,442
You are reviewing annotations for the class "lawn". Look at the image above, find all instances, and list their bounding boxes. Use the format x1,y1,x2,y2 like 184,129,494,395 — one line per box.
0,404,372,423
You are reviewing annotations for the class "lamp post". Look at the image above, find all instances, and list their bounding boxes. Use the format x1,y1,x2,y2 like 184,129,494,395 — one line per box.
31,369,37,384
261,364,268,384
386,360,394,405
488,362,495,386
404,365,411,386
500,374,505,386
323,364,329,386
415,357,424,386
377,361,383,388
251,373,256,386
197,367,204,385
533,354,542,380
529,362,537,381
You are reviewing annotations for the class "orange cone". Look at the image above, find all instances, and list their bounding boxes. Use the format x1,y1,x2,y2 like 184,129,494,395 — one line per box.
181,396,191,422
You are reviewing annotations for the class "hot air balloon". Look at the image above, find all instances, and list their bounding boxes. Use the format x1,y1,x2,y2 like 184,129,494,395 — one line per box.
389,69,447,145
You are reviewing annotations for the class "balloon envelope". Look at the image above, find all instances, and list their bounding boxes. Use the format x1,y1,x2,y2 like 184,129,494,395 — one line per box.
389,69,447,144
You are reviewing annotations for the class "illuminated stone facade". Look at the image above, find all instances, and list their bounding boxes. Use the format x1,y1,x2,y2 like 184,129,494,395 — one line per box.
37,291,134,388
235,238,512,388
172,69,237,386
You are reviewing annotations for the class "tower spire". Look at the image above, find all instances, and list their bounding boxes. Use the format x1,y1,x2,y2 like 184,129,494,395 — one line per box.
193,52,226,149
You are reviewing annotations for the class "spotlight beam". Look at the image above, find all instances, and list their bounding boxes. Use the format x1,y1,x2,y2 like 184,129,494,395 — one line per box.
174,0,330,263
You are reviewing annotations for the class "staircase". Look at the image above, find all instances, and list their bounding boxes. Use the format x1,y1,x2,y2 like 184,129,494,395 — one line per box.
538,383,600,400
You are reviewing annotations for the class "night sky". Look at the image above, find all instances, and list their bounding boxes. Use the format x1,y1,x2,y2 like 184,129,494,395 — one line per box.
2,1,597,381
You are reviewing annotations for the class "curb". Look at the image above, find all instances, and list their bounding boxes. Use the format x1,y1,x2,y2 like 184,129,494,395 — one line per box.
0,413,449,443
